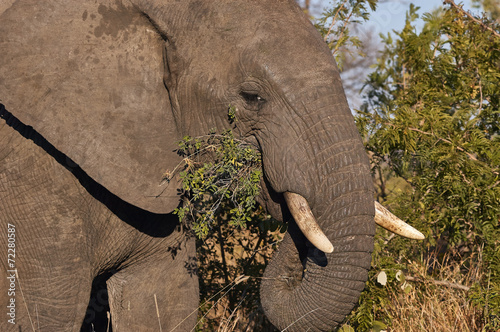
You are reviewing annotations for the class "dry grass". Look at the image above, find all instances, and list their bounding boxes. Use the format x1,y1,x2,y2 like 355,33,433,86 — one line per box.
194,225,281,332
197,294,274,332
382,256,488,332
207,265,485,332
198,238,493,332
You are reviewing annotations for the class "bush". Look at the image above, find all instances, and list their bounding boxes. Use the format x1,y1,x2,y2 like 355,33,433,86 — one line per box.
345,2,500,330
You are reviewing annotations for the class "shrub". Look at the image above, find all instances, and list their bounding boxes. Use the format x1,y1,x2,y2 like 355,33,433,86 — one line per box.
346,2,500,330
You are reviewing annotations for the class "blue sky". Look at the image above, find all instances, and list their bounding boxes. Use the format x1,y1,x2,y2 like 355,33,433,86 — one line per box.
308,1,482,43
362,0,480,38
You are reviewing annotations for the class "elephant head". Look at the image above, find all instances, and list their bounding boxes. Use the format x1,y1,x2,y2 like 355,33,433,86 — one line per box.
1,0,380,330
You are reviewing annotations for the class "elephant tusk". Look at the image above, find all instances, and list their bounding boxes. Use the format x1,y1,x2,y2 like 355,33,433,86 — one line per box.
374,201,425,240
284,192,334,253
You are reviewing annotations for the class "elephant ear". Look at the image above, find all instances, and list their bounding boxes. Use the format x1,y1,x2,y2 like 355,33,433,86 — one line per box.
0,0,15,16
0,1,183,213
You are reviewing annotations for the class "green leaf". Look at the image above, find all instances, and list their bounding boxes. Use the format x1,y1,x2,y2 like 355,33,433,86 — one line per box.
339,325,355,332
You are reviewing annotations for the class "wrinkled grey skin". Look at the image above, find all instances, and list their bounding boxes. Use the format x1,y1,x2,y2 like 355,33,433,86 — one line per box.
0,1,375,331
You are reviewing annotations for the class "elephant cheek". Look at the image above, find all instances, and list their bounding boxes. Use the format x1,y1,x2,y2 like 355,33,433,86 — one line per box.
256,178,285,222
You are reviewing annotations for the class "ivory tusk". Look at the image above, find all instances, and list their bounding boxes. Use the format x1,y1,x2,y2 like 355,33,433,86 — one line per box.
284,192,334,253
375,201,425,240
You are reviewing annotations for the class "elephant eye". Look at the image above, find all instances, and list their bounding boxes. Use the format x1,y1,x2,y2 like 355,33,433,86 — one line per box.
240,91,266,109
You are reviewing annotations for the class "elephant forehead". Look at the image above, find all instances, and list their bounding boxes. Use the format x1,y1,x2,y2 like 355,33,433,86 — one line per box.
200,9,338,88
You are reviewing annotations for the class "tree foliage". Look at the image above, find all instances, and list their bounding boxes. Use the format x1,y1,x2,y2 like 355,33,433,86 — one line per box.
350,2,500,330
314,0,378,69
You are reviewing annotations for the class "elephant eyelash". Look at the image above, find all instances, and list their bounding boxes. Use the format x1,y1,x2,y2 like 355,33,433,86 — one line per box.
240,91,266,109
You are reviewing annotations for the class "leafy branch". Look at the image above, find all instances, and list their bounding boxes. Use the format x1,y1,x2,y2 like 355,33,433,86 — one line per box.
444,0,500,38
168,130,263,238
165,129,283,330
314,0,378,70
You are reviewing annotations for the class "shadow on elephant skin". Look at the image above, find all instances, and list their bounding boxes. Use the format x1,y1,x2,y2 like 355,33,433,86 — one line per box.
284,211,328,270
0,104,181,236
0,104,194,331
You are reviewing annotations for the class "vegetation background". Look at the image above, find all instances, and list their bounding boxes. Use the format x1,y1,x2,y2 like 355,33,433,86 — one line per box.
174,1,500,330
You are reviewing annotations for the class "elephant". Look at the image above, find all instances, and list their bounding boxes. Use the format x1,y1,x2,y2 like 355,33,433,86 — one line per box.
0,0,422,331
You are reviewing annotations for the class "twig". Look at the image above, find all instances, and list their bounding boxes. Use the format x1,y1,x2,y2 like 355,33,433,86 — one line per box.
405,276,470,291
407,127,500,175
333,7,356,55
154,294,163,332
383,232,396,245
487,179,500,190
324,0,348,42
381,123,500,175
385,122,479,162
407,127,479,162
443,0,500,38
15,270,37,332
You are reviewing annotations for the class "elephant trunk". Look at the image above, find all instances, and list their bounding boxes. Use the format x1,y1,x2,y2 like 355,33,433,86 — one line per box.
259,91,375,331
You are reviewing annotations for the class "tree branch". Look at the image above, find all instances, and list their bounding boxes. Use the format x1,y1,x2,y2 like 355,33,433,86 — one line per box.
405,275,470,291
405,127,479,162
443,0,500,39
383,122,480,162
324,0,348,42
